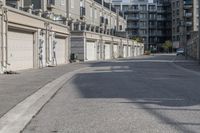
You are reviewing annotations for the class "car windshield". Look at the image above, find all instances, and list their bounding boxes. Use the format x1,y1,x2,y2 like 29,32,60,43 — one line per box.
177,48,184,51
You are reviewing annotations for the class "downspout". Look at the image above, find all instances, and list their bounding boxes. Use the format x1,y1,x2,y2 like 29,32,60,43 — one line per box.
0,7,4,72
66,0,69,20
45,22,50,65
5,7,8,68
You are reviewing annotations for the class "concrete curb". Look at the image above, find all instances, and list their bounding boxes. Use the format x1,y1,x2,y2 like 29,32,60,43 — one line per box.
0,67,89,133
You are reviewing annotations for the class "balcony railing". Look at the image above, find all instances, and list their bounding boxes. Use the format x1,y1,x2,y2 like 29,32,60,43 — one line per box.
184,12,192,17
111,6,116,13
119,11,124,17
103,2,110,9
148,9,157,12
127,16,139,20
94,0,102,5
149,25,157,28
157,17,165,21
47,0,55,5
184,4,192,9
185,21,192,26
149,17,157,20
157,9,165,13
127,25,139,28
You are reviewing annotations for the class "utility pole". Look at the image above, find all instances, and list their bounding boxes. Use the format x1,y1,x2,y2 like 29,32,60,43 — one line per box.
199,0,200,64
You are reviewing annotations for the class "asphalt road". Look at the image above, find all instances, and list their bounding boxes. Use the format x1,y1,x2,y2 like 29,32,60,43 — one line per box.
23,54,200,133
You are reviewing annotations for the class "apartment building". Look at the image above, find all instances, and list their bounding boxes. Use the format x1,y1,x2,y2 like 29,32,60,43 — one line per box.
31,0,142,61
171,0,198,48
112,0,172,51
0,0,144,73
0,0,70,73
70,0,132,61
193,0,199,32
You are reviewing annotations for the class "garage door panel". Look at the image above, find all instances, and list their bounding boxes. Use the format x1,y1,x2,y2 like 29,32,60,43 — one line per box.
128,46,131,57
8,30,34,71
123,45,127,58
105,43,111,59
86,41,97,61
113,44,118,58
55,37,66,65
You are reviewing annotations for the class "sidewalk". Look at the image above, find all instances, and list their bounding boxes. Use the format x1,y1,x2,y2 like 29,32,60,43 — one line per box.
173,55,200,72
0,63,90,118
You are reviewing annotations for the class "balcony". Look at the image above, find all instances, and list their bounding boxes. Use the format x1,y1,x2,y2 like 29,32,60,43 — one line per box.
156,33,164,36
149,17,157,20
184,12,192,18
127,25,139,29
119,11,124,17
184,4,192,9
157,25,165,29
103,2,110,10
111,6,116,13
140,25,147,29
94,0,102,5
149,25,157,29
125,9,140,13
149,33,157,36
127,16,139,20
157,9,165,13
148,9,157,12
185,21,192,26
157,17,165,21
47,0,55,9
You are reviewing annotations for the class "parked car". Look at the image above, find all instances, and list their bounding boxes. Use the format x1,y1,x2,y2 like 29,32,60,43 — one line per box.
176,48,185,56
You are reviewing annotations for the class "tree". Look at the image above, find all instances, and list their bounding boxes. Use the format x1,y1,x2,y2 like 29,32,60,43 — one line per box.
162,40,173,53
133,37,143,43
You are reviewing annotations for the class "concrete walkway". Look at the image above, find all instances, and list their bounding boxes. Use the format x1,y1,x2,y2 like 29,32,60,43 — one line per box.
0,63,90,118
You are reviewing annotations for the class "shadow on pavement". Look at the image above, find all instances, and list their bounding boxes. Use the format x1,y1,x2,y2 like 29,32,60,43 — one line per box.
71,57,200,133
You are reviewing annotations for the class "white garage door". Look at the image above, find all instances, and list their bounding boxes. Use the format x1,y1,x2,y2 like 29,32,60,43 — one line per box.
105,43,111,60
55,37,66,65
7,30,34,71
123,45,127,58
86,41,97,61
128,46,131,57
113,44,118,58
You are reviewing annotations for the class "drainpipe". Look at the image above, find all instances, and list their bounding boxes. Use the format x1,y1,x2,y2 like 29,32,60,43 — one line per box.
0,6,4,73
45,22,50,65
66,0,69,24
5,7,8,68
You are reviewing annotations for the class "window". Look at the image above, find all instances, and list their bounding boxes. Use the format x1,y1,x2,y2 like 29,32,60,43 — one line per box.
94,9,97,19
71,0,74,8
90,7,93,18
61,0,64,5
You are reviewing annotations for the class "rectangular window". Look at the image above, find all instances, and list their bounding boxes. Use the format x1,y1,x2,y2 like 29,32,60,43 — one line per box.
61,0,65,5
90,7,93,18
94,9,97,19
71,0,74,8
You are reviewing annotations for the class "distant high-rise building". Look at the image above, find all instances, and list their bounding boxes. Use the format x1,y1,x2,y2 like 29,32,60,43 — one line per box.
171,0,198,49
112,0,172,51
